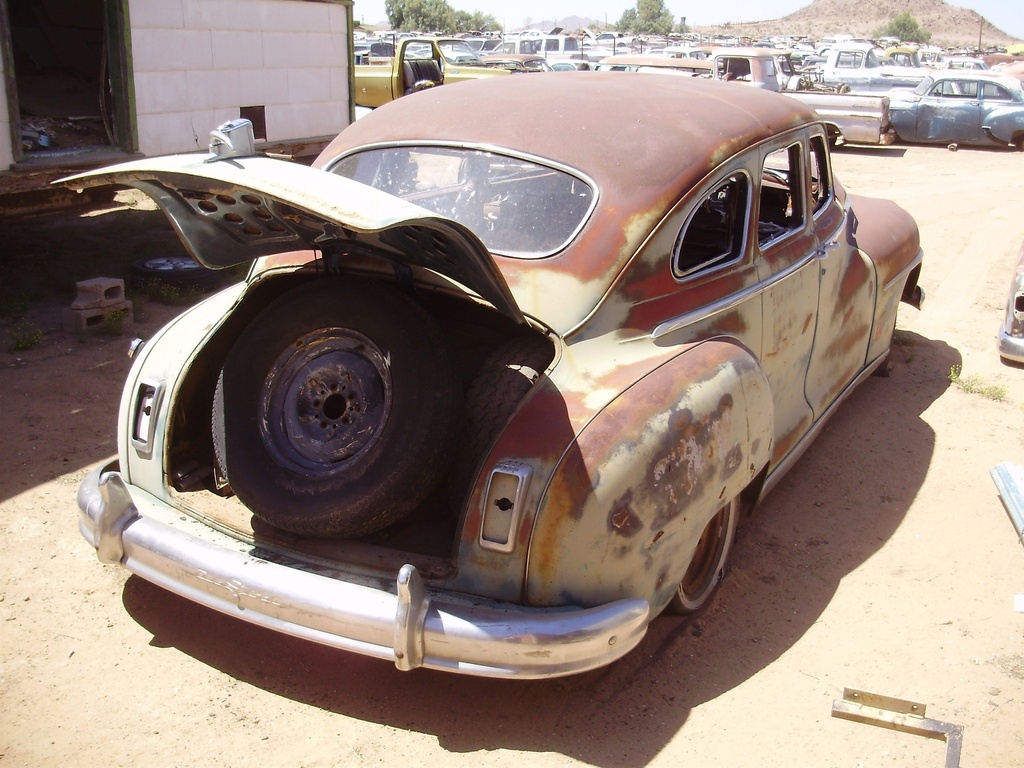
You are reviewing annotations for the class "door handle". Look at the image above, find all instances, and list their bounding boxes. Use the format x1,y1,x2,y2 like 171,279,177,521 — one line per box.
814,241,840,259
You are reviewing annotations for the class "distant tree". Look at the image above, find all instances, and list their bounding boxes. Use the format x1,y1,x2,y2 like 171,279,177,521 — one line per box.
876,12,932,44
614,7,638,33
466,11,500,32
616,0,674,35
384,0,455,32
638,0,675,35
385,1,499,33
616,7,639,34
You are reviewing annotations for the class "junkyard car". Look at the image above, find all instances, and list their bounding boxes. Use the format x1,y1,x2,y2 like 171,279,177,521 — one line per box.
481,53,554,72
888,71,1024,149
941,56,989,71
70,74,924,678
999,241,1024,363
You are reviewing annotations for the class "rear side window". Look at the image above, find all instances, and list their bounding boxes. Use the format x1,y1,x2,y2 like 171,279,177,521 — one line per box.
673,173,750,278
983,83,1012,101
759,144,805,246
836,51,863,69
809,136,832,215
718,57,752,81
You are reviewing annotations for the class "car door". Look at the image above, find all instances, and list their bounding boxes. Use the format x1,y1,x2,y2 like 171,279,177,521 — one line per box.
829,49,871,92
801,133,874,417
754,135,820,464
918,79,983,143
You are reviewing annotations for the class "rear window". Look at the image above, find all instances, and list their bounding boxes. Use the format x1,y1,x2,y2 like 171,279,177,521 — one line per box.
329,147,595,258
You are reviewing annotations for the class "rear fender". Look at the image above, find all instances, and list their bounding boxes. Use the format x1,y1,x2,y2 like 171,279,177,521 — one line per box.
524,339,772,613
845,194,923,361
984,108,1024,146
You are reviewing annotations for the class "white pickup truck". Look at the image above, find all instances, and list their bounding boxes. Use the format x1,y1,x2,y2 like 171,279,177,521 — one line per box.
808,42,930,93
707,48,896,146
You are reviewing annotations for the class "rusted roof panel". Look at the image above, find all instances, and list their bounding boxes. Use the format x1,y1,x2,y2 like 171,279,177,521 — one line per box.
318,74,817,331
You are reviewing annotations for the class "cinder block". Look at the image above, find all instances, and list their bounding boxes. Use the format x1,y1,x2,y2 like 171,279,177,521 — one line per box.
71,277,126,309
62,300,134,333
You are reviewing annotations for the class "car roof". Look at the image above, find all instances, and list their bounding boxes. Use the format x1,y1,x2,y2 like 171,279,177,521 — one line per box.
711,47,780,59
320,73,815,203
482,53,545,63
928,70,1022,88
317,74,818,330
599,54,711,68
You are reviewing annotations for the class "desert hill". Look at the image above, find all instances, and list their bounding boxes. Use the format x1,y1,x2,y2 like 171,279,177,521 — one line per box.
530,1,1018,47
696,0,1018,47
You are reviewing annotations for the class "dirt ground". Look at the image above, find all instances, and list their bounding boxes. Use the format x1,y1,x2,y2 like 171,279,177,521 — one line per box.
1,143,1023,767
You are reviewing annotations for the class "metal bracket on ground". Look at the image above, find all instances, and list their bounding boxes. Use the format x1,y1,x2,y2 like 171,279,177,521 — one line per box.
830,688,963,768
991,462,1024,548
990,461,1024,610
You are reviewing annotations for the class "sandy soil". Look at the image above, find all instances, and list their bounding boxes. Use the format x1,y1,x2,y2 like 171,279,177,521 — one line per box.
1,143,1023,767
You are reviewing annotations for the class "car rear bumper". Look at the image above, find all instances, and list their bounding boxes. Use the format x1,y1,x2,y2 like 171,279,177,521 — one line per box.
998,329,1024,364
77,461,650,678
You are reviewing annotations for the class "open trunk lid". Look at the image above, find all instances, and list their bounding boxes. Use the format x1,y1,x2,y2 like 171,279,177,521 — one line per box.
61,150,525,324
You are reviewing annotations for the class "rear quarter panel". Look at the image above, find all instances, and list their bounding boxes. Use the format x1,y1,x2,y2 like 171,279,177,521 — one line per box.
984,104,1024,145
523,339,772,614
844,193,922,360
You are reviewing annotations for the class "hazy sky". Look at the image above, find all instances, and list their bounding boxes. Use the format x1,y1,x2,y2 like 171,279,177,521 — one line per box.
352,0,1024,40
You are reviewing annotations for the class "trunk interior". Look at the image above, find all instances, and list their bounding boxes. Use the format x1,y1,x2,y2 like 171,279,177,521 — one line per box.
162,268,554,568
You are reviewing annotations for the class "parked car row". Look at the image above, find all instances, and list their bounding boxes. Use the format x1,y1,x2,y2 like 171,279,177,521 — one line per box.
595,46,1024,150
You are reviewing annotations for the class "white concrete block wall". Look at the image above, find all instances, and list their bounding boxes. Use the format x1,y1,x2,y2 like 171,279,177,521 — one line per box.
0,48,13,169
128,0,350,156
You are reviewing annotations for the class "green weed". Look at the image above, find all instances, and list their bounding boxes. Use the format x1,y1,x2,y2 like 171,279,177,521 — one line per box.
6,318,44,351
100,308,130,336
949,365,1007,402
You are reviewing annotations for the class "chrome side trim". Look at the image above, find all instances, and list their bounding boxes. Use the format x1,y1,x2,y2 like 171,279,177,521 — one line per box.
653,252,816,340
76,464,650,679
882,247,924,295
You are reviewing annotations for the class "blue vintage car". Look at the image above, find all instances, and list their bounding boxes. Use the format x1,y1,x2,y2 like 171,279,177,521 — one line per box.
888,71,1024,149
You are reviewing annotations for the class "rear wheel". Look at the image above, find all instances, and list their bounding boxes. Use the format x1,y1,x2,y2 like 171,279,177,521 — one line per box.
213,278,460,538
666,496,739,615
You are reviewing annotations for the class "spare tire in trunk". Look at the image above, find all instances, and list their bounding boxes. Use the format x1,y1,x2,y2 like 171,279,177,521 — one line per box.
213,277,460,538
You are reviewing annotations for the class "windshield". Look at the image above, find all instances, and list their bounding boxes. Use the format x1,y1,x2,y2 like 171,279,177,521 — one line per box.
913,76,934,96
437,40,484,65
404,42,435,60
329,147,595,258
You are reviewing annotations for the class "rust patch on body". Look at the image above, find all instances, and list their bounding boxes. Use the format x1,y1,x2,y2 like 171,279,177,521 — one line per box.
609,503,643,537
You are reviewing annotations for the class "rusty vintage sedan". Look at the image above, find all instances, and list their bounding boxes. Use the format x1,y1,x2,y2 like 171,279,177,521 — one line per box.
71,74,923,678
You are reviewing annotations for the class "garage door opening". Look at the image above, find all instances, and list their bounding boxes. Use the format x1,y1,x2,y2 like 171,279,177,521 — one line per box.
6,0,130,164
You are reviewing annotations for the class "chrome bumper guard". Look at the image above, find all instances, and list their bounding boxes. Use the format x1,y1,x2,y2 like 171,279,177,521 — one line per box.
998,330,1024,364
77,463,650,678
